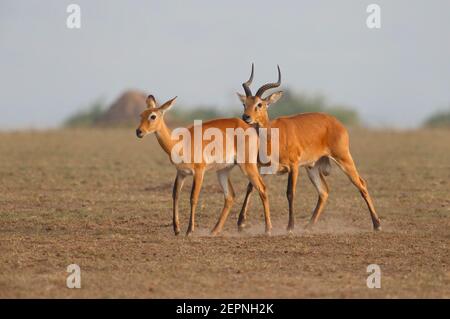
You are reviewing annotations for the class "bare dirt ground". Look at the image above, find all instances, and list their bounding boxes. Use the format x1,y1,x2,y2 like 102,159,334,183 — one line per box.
0,128,449,298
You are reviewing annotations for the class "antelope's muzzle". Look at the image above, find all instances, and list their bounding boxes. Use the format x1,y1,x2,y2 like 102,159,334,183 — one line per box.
242,114,252,124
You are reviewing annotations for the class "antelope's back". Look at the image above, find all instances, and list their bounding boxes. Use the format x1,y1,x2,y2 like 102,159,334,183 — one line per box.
271,112,348,162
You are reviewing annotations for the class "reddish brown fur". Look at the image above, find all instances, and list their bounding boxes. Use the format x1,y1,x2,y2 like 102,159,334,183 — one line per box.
238,92,381,231
137,95,272,236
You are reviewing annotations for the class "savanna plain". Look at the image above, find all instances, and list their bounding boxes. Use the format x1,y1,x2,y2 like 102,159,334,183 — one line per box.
0,128,449,298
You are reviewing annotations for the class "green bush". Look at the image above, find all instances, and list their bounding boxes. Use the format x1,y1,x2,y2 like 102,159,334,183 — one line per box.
64,100,106,127
424,108,450,128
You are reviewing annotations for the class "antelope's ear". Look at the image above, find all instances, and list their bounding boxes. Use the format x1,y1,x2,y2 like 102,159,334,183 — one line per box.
146,95,157,108
159,96,177,113
236,92,247,104
264,91,283,106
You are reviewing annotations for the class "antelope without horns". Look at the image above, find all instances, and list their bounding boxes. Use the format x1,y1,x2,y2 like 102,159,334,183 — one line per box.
136,94,272,236
237,64,382,232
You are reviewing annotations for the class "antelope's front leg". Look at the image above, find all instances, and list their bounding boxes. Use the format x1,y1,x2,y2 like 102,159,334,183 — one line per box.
186,169,204,236
243,164,272,235
286,165,299,233
172,173,186,235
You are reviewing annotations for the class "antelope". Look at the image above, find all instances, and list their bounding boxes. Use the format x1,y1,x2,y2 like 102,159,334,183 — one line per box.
236,64,382,232
136,94,272,236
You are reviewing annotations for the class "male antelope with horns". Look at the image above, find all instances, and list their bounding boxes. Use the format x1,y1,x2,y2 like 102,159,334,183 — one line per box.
136,94,272,236
236,64,382,232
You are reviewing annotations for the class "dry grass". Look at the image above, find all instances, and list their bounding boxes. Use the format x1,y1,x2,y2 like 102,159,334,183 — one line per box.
0,128,449,298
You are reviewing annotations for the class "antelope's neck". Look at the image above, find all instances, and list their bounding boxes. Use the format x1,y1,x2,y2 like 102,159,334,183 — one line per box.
258,113,271,129
255,120,275,150
155,120,175,156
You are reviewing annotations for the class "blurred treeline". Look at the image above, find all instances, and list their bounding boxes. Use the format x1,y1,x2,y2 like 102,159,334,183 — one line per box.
64,99,105,127
423,108,450,128
65,89,361,127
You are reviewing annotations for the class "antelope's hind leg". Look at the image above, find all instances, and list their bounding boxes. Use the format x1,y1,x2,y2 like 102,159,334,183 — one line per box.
211,169,235,236
306,165,329,228
333,152,381,231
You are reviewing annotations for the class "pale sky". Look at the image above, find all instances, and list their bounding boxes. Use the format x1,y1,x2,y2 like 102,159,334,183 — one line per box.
1,0,449,129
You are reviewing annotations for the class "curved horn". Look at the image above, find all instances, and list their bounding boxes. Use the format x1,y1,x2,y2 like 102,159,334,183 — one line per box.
242,63,254,97
255,65,281,97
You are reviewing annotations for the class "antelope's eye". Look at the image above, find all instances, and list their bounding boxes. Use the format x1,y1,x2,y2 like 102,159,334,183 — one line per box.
150,114,157,120
257,103,263,107
242,103,245,107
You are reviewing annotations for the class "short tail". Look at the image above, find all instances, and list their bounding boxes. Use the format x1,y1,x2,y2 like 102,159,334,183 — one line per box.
317,156,331,176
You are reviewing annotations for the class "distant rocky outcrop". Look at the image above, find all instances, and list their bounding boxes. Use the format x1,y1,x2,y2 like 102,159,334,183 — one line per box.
95,90,147,126
65,89,188,128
